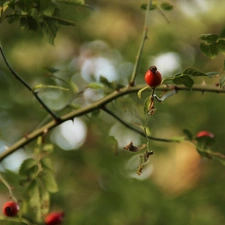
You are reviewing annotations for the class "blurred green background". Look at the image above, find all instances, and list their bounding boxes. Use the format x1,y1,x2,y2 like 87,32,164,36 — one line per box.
1,0,225,224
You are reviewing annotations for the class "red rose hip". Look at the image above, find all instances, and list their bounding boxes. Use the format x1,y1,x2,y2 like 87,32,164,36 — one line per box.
144,66,162,88
2,201,19,217
45,211,64,225
196,130,214,138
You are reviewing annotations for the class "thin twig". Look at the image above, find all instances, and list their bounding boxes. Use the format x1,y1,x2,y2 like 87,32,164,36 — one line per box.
0,46,61,123
129,0,152,86
101,106,179,143
0,173,17,202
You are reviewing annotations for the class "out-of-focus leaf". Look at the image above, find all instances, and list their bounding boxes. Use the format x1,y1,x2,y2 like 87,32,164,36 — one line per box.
39,172,58,193
19,158,37,175
205,71,219,77
32,84,69,92
55,0,85,5
141,3,157,10
107,136,119,155
219,76,225,88
40,157,53,172
200,34,218,43
200,42,219,58
183,129,193,140
27,180,40,208
217,39,225,53
92,109,101,117
42,144,54,154
39,186,50,215
87,82,103,89
160,2,173,10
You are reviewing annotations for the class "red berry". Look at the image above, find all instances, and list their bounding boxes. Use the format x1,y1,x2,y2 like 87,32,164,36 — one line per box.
196,130,214,138
2,201,19,217
144,66,162,88
45,212,64,225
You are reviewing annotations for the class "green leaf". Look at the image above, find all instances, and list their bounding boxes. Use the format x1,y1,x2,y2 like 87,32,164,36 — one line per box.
107,136,119,155
137,85,150,99
39,186,50,215
200,42,219,58
217,39,225,53
40,157,53,172
219,76,225,88
7,14,21,24
141,3,157,10
183,129,193,140
20,15,38,31
92,109,101,117
160,2,173,10
27,180,40,208
55,0,86,5
40,16,59,45
200,34,218,43
19,158,37,175
205,71,219,77
42,144,54,154
100,76,111,87
39,172,58,193
182,68,206,76
144,96,151,114
32,84,69,92
196,136,215,152
173,75,194,88
87,82,103,89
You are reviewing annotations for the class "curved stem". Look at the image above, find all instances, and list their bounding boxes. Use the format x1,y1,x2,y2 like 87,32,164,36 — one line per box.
0,84,224,162
0,46,61,122
0,173,17,202
129,0,152,86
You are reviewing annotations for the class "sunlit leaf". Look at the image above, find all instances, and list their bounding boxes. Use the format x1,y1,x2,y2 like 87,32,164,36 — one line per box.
27,180,40,208
19,158,37,175
87,82,103,89
39,172,58,193
40,157,54,172
32,84,69,92
39,186,50,215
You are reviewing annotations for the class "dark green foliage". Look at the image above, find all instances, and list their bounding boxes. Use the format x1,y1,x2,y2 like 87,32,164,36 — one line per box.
0,0,85,44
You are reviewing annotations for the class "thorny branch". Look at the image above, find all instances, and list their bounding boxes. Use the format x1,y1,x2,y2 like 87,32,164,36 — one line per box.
0,83,224,162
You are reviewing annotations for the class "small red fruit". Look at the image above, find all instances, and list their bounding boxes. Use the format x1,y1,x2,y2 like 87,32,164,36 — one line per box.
144,66,162,88
196,130,214,138
2,201,19,217
45,212,64,225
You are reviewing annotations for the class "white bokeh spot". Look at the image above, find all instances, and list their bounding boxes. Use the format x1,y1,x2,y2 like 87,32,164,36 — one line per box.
51,118,87,150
